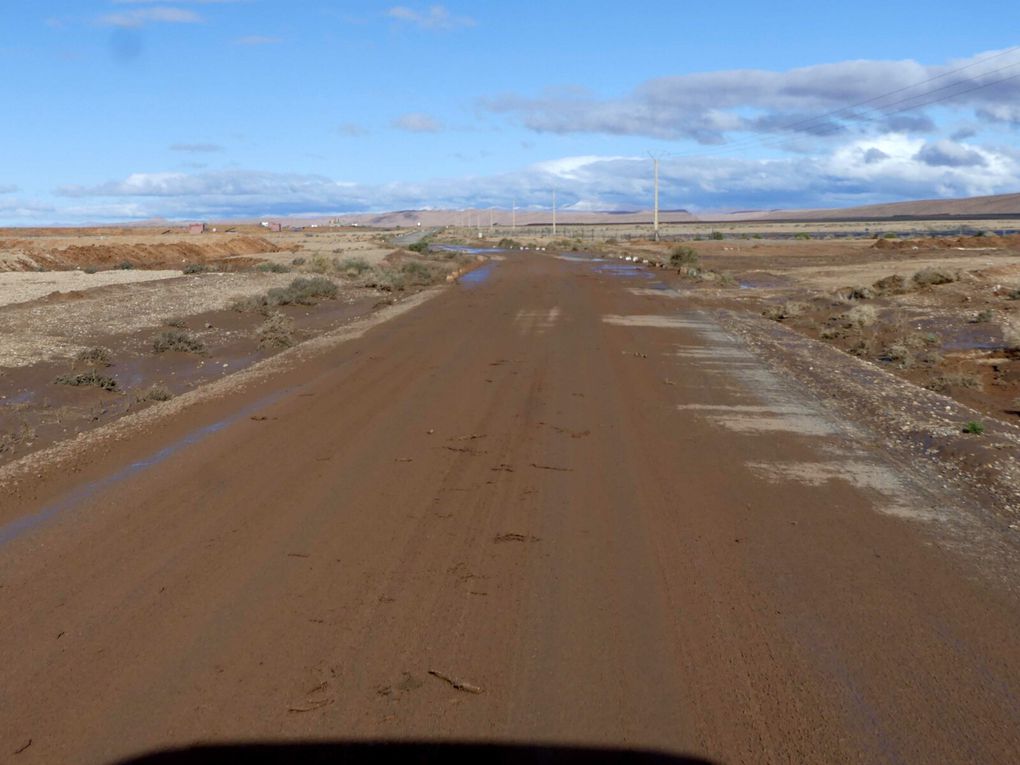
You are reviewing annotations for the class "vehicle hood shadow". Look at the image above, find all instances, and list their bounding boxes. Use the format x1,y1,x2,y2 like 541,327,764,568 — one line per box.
112,740,717,764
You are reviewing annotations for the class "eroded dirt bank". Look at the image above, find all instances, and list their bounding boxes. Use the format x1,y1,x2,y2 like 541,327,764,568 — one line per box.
2,253,1019,764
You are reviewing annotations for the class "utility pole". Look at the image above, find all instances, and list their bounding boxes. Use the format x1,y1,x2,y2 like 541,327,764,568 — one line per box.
512,199,516,231
653,157,660,241
552,190,557,237
489,207,493,228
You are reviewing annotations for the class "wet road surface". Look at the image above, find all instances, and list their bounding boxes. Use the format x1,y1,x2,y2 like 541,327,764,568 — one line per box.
2,253,1020,763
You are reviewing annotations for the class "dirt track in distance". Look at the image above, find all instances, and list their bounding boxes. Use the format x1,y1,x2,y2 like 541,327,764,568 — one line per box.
2,253,1020,764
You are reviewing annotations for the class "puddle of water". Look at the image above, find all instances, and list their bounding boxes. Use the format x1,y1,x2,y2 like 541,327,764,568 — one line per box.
746,460,931,521
912,317,1003,353
0,389,289,548
2,390,35,406
459,262,496,287
432,244,504,255
594,264,655,279
604,315,711,329
737,272,791,290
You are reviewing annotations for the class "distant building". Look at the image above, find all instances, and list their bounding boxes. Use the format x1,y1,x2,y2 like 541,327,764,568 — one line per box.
188,223,206,235
268,222,282,233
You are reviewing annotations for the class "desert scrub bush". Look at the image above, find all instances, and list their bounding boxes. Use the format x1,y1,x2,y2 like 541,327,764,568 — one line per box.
229,294,269,313
970,309,994,323
338,257,372,276
843,304,879,329
257,262,289,273
879,331,942,369
762,301,809,321
912,268,957,287
924,372,982,393
407,240,430,254
117,261,134,270
182,263,210,274
266,276,338,306
291,275,338,299
400,260,438,286
716,271,737,287
873,274,907,294
844,285,875,301
0,422,35,455
136,384,173,402
1000,320,1020,355
307,255,338,274
54,370,117,391
963,420,985,435
76,347,112,367
257,312,295,350
152,329,206,354
361,267,407,292
291,256,306,266
669,245,699,269
794,232,811,240
709,231,725,240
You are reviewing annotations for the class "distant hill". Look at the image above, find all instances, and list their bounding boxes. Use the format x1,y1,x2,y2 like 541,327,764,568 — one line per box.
321,208,698,228
206,192,1020,230
704,192,1020,222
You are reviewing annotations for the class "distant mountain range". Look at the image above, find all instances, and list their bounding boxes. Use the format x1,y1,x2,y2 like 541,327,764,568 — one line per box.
289,192,1020,228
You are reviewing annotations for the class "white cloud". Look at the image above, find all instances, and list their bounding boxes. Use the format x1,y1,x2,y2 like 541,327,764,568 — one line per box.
337,122,369,137
392,112,443,133
36,135,1020,223
98,7,203,28
0,184,18,194
386,5,476,30
483,48,1020,144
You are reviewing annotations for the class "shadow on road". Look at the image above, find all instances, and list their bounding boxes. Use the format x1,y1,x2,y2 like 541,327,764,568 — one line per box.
113,741,716,765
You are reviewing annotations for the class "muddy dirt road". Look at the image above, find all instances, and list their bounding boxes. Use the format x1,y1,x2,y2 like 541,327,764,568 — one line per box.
3,254,1020,764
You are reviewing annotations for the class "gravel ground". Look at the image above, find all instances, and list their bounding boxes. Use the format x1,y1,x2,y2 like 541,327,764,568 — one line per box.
0,270,183,308
0,271,300,368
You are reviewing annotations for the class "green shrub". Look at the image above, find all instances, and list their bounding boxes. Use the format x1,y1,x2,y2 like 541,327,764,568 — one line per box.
338,257,372,276
963,420,985,435
362,268,407,292
54,370,117,391
257,262,289,273
137,384,173,402
266,276,339,306
152,330,206,354
229,294,269,313
117,261,134,270
257,312,295,349
400,260,437,285
763,301,809,321
407,240,429,253
709,231,724,240
913,268,957,287
182,263,210,274
794,232,811,240
669,245,699,269
925,373,982,393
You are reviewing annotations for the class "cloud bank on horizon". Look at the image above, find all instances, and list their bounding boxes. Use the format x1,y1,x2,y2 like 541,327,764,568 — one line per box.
3,1,1020,224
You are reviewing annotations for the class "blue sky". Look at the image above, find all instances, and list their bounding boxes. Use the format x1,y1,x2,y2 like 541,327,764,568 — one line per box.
2,1,1019,223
